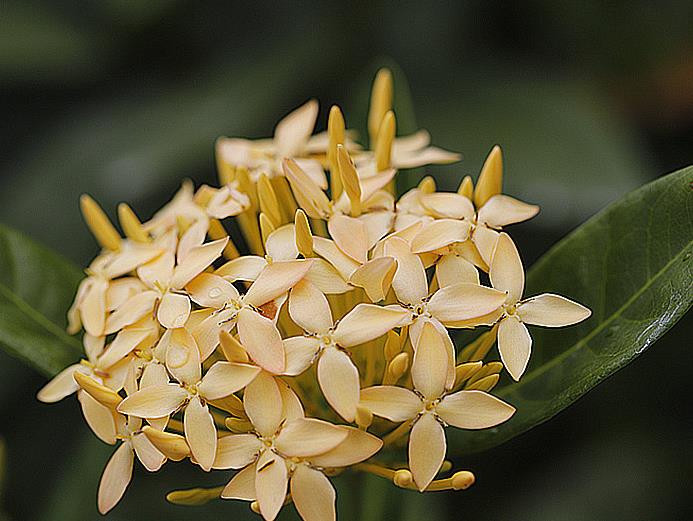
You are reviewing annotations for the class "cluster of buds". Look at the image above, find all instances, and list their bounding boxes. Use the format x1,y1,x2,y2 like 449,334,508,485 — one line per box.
38,69,591,520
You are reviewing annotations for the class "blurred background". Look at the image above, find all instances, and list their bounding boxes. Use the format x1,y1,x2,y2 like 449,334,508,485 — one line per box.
1,1,691,520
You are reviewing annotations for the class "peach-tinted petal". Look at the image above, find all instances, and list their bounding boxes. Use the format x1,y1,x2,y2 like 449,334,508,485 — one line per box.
489,232,524,302
517,293,591,327
411,322,449,400
198,362,260,400
243,372,283,437
244,259,313,307
437,390,515,429
214,434,263,470
275,418,348,458
428,283,507,323
237,309,285,374
498,315,532,381
216,255,268,281
274,99,318,157
305,258,351,294
348,257,397,302
383,236,428,306
221,462,257,501
142,426,190,461
104,290,158,335
411,219,471,253
477,194,539,228
359,386,420,422
81,278,108,337
473,145,503,208
36,363,87,403
291,465,336,521
97,328,150,370
333,303,409,347
184,395,217,471
328,214,369,264
408,412,445,491
283,336,321,376
288,279,333,334
435,254,480,288
309,427,383,468
79,390,117,445
186,273,239,308
171,238,228,289
471,225,500,267
131,432,166,471
165,328,201,385
255,450,288,521
117,384,187,418
420,192,475,220
317,348,360,422
98,442,134,514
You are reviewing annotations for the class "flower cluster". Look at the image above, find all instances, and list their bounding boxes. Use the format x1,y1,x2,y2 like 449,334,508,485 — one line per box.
39,68,591,520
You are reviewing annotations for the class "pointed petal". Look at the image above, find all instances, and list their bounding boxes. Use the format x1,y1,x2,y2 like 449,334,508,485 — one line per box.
216,255,268,281
317,349,360,422
288,279,333,334
436,255,479,288
98,442,134,514
383,236,428,306
359,386,420,422
244,259,313,307
142,426,190,461
348,256,397,302
474,145,503,207
498,315,532,381
477,194,539,228
312,237,360,280
333,303,409,347
74,372,122,410
283,158,331,219
309,427,383,468
411,219,471,253
274,99,318,156
171,238,228,289
489,232,524,302
517,293,592,327
275,418,347,458
411,322,449,400
104,290,158,334
214,434,263,470
328,214,369,264
176,220,208,263
243,372,283,437
37,364,86,403
186,273,239,308
278,380,305,421
131,432,166,471
117,384,187,418
221,462,257,501
166,328,201,385
408,412,445,491
305,258,351,294
79,390,117,445
291,465,336,521
409,317,456,389
137,251,174,288
420,193,475,220
266,224,299,261
255,450,288,521
283,336,321,376
184,395,217,471
428,283,507,323
437,390,515,429
198,362,260,400
471,225,500,267
237,309,285,374
81,278,108,337
98,328,150,370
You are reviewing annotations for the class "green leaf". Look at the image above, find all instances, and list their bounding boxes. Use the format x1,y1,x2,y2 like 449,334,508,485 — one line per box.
0,224,82,377
450,167,693,454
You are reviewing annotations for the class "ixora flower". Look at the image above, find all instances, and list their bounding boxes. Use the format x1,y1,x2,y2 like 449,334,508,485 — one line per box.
37,67,592,519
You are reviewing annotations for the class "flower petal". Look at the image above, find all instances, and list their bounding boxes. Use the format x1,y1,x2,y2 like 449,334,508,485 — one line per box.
165,328,201,385
411,219,471,253
498,315,532,381
266,224,299,261
216,255,268,281
333,303,409,347
383,236,428,306
81,278,108,337
184,395,217,471
473,145,503,207
243,372,283,437
98,442,134,514
255,450,288,521
186,273,239,308
275,418,348,458
312,237,360,280
104,290,158,335
517,293,592,327
137,251,174,288
131,432,166,472
214,434,263,470
79,390,117,445
348,257,397,302
359,386,420,422
477,194,539,228
420,193,475,220
237,309,285,374
98,328,150,370
411,322,449,400
171,238,228,289
428,283,507,323
36,363,87,403
309,427,383,468
408,412,446,491
117,384,187,418
305,258,352,294
317,349,360,422
283,336,321,376
274,99,318,157
141,426,190,461
437,390,515,429
328,214,369,264
244,259,313,307
221,462,257,501
489,232,524,302
435,254,480,288
288,279,333,334
291,465,336,521
198,361,260,400
471,225,500,267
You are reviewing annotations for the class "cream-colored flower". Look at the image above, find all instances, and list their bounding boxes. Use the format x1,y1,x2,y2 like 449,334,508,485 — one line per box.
117,328,260,470
472,232,591,381
360,322,515,490
216,100,330,187
283,279,409,421
186,258,313,373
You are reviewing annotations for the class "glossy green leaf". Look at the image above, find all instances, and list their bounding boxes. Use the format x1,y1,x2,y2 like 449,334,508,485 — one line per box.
0,224,82,377
450,166,693,454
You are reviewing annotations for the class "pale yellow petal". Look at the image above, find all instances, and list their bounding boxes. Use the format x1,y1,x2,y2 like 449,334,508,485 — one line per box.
383,236,428,305
291,465,336,521
186,273,239,308
348,256,397,302
36,364,86,403
489,232,524,302
176,220,208,263
477,194,539,228
137,251,174,288
305,257,352,294
437,390,515,429
327,214,369,264
393,145,461,169
97,328,149,370
221,462,257,501
274,99,318,156
471,225,500,267
283,336,320,376
104,290,158,335
79,390,117,445
216,255,267,281
317,348,360,422
81,278,108,337
198,362,260,400
517,293,592,327
171,238,228,289
411,322,449,400
117,384,187,418
184,395,217,471
408,412,446,491
214,434,263,470
275,418,347,458
266,224,299,261
218,330,250,363
420,192,475,220
255,450,288,521
436,255,479,288
283,158,331,219
474,145,503,207
165,328,202,385
312,237,360,280
243,372,283,437
103,248,160,279
97,442,134,514
498,315,532,381
359,211,394,249
131,432,166,471
409,317,456,390
74,372,122,410
142,426,190,461
244,259,313,307
333,303,409,347
309,427,383,468
428,283,507,323
411,219,471,253
288,279,333,334
278,380,305,421
359,386,420,422
237,309,285,374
